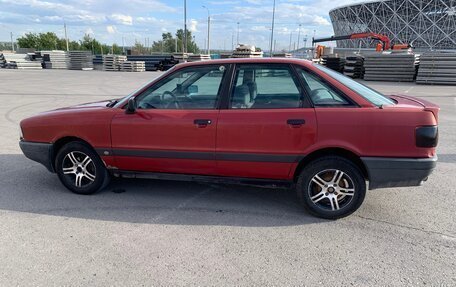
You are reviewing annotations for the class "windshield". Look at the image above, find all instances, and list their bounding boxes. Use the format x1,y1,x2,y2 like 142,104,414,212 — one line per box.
315,64,395,107
113,66,177,108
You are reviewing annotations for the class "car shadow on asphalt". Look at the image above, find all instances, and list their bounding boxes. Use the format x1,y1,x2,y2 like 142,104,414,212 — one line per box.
0,154,326,226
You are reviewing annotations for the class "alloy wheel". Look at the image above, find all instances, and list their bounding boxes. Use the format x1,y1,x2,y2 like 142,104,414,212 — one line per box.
307,169,355,211
61,151,96,188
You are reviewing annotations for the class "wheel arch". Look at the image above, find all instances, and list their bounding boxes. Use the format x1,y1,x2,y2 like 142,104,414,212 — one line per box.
293,147,369,182
51,136,95,170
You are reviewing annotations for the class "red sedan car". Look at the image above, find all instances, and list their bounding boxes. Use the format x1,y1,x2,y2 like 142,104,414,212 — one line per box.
19,58,439,219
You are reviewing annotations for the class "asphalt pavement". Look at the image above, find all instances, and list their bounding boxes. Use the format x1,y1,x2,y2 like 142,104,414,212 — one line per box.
0,69,455,286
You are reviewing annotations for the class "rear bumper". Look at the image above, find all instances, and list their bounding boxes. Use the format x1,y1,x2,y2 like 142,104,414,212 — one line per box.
19,141,55,172
361,156,437,190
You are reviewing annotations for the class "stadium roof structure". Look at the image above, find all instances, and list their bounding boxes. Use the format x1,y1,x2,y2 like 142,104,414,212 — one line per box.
329,0,456,50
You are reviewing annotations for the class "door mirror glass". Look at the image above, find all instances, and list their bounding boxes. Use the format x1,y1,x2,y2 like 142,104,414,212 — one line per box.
126,97,137,114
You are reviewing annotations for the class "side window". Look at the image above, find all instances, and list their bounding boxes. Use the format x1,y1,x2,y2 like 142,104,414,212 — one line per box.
230,64,302,109
136,65,226,110
298,68,351,107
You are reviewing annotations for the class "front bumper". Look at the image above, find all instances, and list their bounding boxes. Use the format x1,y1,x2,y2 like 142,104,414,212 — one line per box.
361,156,437,190
19,141,55,172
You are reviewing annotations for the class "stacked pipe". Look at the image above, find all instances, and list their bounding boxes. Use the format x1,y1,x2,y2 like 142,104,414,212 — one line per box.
126,55,179,71
416,52,456,85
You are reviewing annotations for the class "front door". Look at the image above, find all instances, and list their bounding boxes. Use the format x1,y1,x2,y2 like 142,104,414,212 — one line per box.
216,64,318,179
110,64,228,175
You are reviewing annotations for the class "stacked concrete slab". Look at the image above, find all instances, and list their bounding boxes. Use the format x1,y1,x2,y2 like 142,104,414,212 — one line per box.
188,54,211,62
416,52,456,85
363,53,417,82
120,61,146,72
103,55,127,71
41,50,69,69
0,53,42,69
344,55,364,78
68,51,93,70
321,56,345,73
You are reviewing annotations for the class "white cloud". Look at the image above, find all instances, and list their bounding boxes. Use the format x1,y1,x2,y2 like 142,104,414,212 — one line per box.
111,14,132,25
189,19,198,32
314,15,331,26
106,25,117,34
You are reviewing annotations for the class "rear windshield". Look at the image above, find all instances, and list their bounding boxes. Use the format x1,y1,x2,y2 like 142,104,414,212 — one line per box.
315,64,395,107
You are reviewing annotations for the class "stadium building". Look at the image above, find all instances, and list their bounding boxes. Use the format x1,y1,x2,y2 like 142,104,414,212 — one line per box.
329,0,456,50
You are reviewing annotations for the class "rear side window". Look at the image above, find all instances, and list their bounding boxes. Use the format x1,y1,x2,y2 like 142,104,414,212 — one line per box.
298,68,351,107
314,64,395,107
230,64,303,109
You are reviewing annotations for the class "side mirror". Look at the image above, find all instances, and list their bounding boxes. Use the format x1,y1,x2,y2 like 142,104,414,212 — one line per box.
125,98,137,114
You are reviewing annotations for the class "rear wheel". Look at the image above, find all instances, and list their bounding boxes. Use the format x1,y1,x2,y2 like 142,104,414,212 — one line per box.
55,142,109,195
296,156,366,219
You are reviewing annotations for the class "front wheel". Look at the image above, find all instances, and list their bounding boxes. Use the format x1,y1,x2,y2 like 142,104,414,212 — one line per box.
296,156,366,219
55,142,109,195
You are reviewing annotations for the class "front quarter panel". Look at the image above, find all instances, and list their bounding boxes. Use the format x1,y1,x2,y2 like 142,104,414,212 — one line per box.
20,108,117,149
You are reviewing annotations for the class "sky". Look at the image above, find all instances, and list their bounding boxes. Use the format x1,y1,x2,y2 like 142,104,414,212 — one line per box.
0,0,366,51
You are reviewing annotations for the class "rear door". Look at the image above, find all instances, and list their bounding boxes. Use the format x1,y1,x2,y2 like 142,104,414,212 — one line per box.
110,64,229,175
215,64,318,179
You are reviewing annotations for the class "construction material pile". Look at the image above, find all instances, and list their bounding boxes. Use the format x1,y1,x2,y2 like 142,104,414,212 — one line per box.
126,55,178,71
363,53,418,82
273,53,292,58
231,44,263,58
0,53,42,69
188,54,211,62
41,50,69,69
321,56,345,73
344,55,364,78
93,55,103,70
416,52,456,85
120,61,146,72
103,55,127,71
68,51,93,70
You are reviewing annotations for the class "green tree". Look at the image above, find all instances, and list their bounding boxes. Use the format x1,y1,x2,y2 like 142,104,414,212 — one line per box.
17,33,40,49
151,29,200,54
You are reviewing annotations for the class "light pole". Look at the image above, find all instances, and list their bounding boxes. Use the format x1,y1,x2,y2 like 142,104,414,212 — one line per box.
237,22,240,45
304,34,308,49
202,5,211,55
297,24,302,51
183,0,187,56
289,31,293,52
269,0,276,57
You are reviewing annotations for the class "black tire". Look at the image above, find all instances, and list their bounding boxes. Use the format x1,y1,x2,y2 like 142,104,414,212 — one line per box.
55,141,110,195
296,156,366,219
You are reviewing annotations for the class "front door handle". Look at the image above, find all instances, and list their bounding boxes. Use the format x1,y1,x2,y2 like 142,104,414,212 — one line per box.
194,119,212,127
287,119,306,127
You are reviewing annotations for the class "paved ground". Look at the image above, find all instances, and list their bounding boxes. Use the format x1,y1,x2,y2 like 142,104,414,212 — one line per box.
0,69,455,286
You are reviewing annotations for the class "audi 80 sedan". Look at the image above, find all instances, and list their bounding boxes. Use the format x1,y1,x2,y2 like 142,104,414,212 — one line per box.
19,58,439,219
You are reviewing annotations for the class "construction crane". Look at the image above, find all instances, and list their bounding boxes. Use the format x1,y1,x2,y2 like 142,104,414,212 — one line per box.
312,32,410,52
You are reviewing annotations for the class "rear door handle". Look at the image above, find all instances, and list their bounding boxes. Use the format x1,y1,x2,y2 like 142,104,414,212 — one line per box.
287,119,306,127
194,119,212,127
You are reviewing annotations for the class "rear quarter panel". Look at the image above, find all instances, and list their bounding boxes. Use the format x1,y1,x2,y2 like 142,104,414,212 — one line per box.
310,107,437,158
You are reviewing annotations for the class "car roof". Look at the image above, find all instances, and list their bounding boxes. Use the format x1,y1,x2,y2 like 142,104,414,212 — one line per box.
176,57,314,68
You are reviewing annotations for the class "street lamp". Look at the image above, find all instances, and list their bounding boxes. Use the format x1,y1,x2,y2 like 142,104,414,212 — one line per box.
237,22,240,45
269,0,276,57
202,5,211,55
297,24,302,51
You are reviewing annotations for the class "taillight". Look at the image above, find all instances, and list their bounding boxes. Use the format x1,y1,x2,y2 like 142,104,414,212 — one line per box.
416,126,438,147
